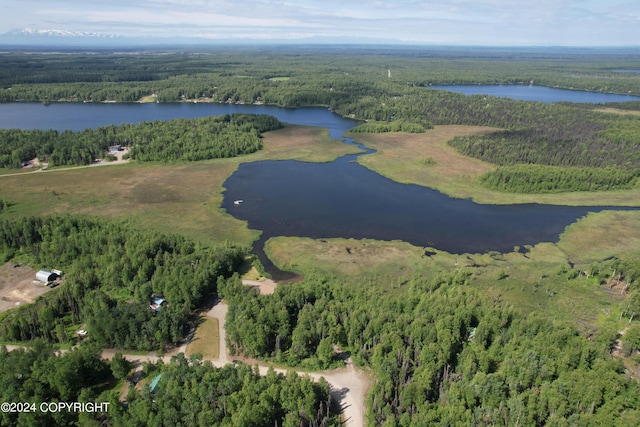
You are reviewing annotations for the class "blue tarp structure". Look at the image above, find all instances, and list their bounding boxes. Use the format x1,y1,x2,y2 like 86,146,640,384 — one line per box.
149,374,162,393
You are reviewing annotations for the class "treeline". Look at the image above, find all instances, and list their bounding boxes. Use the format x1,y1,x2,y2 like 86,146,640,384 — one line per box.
220,269,640,425
0,216,245,350
350,120,430,134
111,354,336,427
0,113,282,168
480,164,640,193
603,100,640,111
2,49,640,100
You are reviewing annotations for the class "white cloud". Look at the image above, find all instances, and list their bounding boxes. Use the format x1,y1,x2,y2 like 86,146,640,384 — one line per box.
1,0,639,45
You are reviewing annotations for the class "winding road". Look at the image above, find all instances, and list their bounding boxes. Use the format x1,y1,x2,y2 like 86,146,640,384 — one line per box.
4,297,370,425
101,299,369,426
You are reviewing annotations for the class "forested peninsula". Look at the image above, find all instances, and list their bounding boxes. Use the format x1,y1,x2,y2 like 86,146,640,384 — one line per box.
0,113,281,168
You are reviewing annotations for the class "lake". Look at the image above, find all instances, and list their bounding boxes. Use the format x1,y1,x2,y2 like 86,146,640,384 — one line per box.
0,101,635,279
429,84,640,103
221,157,623,279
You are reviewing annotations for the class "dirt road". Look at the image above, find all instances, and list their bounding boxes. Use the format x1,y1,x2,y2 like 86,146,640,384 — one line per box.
5,299,370,426
205,299,368,426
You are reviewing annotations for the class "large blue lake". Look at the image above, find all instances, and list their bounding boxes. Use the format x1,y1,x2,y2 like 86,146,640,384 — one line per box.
0,99,634,279
430,85,640,103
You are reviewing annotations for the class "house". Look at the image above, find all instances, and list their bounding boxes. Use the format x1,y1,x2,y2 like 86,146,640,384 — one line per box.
108,145,123,152
150,294,167,314
36,270,58,283
151,295,166,306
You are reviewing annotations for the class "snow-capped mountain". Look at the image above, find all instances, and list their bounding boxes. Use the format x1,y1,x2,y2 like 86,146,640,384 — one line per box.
0,28,127,46
9,28,118,38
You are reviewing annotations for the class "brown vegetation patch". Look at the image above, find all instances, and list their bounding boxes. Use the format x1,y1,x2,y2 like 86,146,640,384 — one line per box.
185,316,220,359
259,125,361,162
265,237,438,282
594,108,640,116
354,125,498,179
603,276,630,297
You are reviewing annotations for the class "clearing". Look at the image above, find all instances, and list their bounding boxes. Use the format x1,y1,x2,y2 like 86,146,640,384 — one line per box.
185,316,220,359
0,262,53,313
242,279,277,295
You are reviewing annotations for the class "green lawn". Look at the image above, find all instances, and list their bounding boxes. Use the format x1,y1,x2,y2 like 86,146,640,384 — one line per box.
186,317,219,360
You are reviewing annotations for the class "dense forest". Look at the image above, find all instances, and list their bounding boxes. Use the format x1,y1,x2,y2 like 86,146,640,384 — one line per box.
0,216,245,350
0,342,111,426
113,354,336,427
220,267,640,425
0,343,335,426
0,113,282,168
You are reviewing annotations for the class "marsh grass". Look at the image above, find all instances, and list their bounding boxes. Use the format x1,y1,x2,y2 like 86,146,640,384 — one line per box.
265,232,629,329
353,126,640,206
0,125,358,247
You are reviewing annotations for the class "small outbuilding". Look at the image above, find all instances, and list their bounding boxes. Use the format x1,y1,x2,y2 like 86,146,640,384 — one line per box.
151,295,166,306
149,374,162,393
150,294,167,314
36,270,58,283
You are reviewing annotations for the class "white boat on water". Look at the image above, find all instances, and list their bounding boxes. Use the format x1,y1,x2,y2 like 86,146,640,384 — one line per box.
233,200,243,205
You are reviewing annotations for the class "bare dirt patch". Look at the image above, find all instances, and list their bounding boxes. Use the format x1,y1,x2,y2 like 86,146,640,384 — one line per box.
92,147,131,166
0,262,53,313
205,300,229,363
241,279,277,295
594,108,640,116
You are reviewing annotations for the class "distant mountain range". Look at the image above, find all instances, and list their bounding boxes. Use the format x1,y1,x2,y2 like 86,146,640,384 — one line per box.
0,27,408,48
0,28,131,47
7,28,120,38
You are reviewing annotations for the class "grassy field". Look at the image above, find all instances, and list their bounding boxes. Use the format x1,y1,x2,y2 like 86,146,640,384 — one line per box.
0,125,360,248
352,126,640,206
186,317,219,359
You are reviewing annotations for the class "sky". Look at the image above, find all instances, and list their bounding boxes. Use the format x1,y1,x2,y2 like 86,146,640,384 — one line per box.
1,0,639,46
